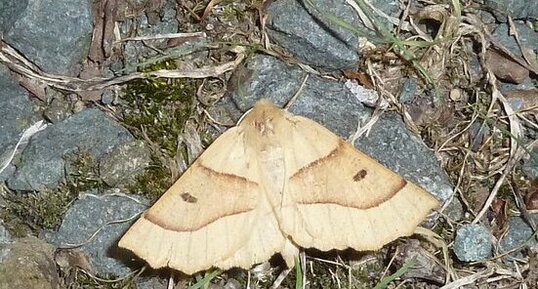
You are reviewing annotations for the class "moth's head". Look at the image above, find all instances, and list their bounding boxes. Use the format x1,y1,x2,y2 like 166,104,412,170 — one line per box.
240,98,287,137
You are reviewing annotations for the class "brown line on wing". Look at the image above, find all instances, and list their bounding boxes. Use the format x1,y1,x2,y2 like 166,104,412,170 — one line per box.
296,178,408,210
197,162,258,186
290,139,346,179
144,208,253,232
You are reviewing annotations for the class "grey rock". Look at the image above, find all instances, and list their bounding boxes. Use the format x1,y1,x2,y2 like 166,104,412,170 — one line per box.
443,197,464,222
0,65,35,165
356,113,453,201
226,54,369,137
46,191,148,276
43,96,71,123
266,0,360,71
493,23,538,61
485,0,538,20
135,277,167,289
399,78,418,104
0,0,28,33
8,108,133,191
224,279,242,289
467,49,483,84
0,237,60,289
371,0,401,17
0,223,10,244
99,140,152,187
522,147,538,179
500,216,538,258
121,2,179,70
224,54,453,202
468,122,489,151
453,224,493,262
396,239,445,284
101,90,116,105
499,78,536,94
3,0,92,75
0,164,16,182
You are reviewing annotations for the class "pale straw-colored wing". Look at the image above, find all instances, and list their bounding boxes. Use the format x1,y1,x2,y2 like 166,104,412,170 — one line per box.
277,114,439,252
118,127,286,275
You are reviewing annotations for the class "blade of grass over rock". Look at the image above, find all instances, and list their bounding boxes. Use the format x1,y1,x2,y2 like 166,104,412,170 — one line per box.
188,269,221,289
303,0,439,100
373,258,416,289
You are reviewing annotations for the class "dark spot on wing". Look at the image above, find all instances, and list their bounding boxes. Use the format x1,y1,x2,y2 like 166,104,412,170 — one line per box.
353,169,368,182
181,192,198,203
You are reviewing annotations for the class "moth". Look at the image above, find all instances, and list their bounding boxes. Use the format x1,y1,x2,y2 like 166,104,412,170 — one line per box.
119,99,439,274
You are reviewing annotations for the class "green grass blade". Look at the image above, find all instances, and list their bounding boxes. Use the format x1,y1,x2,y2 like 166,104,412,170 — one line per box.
188,269,222,289
295,256,303,289
372,258,415,289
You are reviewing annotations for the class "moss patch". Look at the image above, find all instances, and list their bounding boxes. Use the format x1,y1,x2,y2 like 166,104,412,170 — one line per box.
121,61,202,203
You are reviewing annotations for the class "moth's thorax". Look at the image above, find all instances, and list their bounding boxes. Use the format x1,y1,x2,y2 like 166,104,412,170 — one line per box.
240,101,290,201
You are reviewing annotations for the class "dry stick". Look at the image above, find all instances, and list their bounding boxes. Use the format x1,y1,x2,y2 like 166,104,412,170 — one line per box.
437,105,481,217
414,226,454,283
472,141,525,225
472,70,524,224
438,268,495,289
510,20,538,71
167,273,175,289
284,73,309,110
201,0,223,20
0,40,245,92
119,32,206,42
269,267,293,289
511,179,538,232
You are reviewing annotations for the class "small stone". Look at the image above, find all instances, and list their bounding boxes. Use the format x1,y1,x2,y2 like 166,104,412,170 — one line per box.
267,0,360,71
43,96,71,123
468,121,490,152
101,90,116,105
399,78,418,104
500,215,538,259
453,224,493,262
46,191,148,275
0,237,61,289
72,100,86,113
99,140,152,187
522,148,538,179
7,108,133,191
224,278,242,289
443,198,464,222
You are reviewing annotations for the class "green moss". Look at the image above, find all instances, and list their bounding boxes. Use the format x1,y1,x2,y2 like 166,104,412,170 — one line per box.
71,272,137,289
63,149,104,193
121,61,201,203
122,65,199,158
3,189,74,232
127,158,176,203
220,3,247,23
